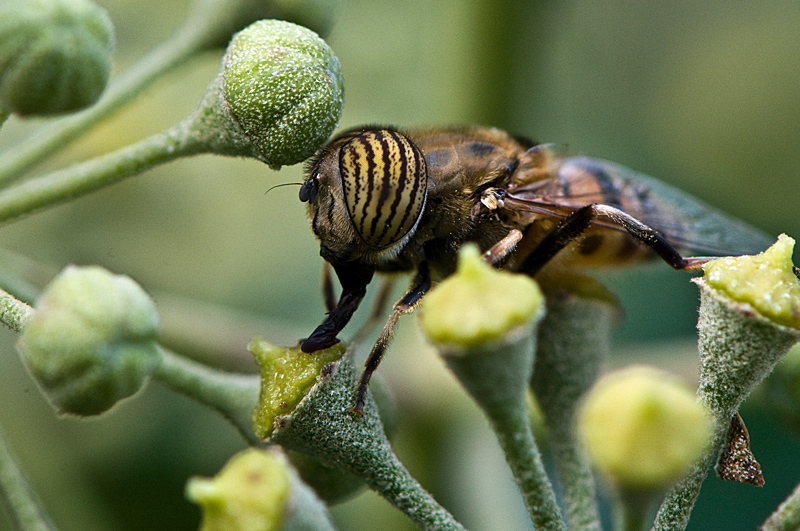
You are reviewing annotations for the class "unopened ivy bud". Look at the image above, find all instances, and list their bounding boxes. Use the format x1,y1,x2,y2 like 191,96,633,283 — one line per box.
704,234,800,329
0,0,114,116
17,266,159,416
422,244,544,350
578,366,712,492
249,338,345,439
221,20,344,169
186,447,335,531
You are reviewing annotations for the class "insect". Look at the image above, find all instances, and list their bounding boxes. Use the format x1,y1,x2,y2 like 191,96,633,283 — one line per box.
298,125,774,415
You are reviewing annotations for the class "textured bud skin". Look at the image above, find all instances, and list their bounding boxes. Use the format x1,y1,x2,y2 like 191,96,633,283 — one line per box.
186,448,289,531
222,20,344,169
17,266,159,415
422,245,544,347
578,366,712,490
249,338,345,439
704,234,800,328
0,0,114,116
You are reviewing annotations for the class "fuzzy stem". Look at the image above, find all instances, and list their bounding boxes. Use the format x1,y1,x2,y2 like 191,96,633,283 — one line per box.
269,351,466,531
443,331,566,531
0,288,33,332
0,0,274,184
532,289,613,531
0,72,257,225
653,279,800,531
153,347,260,444
0,427,57,531
760,482,800,531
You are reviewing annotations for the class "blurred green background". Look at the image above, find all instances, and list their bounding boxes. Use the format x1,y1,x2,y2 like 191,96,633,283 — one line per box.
1,1,799,529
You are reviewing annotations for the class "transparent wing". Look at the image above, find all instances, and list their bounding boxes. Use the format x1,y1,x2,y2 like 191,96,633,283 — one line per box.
505,156,775,257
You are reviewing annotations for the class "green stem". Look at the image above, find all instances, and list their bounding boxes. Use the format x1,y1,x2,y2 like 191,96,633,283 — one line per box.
613,489,651,531
0,121,205,224
269,351,466,531
153,347,261,444
0,426,57,531
0,288,33,332
0,0,272,184
492,406,567,531
760,482,800,531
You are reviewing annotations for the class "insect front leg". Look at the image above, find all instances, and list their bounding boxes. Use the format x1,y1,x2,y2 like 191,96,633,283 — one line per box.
350,262,432,416
518,204,710,276
301,259,375,353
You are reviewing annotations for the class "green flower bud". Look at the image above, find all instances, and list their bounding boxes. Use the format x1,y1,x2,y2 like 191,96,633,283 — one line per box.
0,0,114,116
221,19,344,169
249,338,345,439
421,244,544,348
703,234,800,329
186,447,335,531
578,366,712,491
17,266,159,416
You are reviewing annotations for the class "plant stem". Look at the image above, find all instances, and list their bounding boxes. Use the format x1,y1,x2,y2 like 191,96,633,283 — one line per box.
153,347,261,444
0,427,57,531
760,482,800,531
0,0,274,184
0,122,205,224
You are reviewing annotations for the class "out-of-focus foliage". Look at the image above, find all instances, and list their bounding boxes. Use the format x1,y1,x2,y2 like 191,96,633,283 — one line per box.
0,1,798,530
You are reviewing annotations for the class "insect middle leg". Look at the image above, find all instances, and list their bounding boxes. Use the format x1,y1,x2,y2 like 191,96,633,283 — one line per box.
518,204,712,276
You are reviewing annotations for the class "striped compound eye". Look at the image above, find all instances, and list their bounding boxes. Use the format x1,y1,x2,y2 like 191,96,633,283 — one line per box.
338,130,427,250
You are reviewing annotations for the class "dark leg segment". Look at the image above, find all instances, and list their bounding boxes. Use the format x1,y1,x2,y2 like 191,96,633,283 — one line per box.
350,262,432,416
302,260,375,353
518,204,701,276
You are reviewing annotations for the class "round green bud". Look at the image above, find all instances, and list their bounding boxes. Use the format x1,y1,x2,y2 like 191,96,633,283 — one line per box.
249,338,345,439
0,0,114,116
421,244,544,348
704,234,800,329
17,266,159,416
578,366,712,491
187,448,290,531
221,19,344,169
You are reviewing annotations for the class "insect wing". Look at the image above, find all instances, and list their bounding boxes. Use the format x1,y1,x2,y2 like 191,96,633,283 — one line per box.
506,156,775,257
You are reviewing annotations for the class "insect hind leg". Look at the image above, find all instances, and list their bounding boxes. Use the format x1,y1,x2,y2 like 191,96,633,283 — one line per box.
518,203,704,276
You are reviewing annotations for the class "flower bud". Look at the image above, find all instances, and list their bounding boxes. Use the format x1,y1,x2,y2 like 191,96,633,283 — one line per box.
421,244,544,349
221,20,344,169
578,366,712,491
17,266,159,415
249,338,345,439
186,447,335,531
703,234,800,329
0,0,114,116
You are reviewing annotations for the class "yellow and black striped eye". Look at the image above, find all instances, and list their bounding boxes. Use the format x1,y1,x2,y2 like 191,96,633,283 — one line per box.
339,130,427,250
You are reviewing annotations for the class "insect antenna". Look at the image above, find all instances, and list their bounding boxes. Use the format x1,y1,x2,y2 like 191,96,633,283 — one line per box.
264,182,303,196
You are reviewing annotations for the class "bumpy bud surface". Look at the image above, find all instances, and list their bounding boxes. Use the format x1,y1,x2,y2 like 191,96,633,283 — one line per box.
249,338,345,439
578,366,712,491
186,448,289,531
221,19,344,169
704,234,800,329
0,0,114,116
17,266,159,416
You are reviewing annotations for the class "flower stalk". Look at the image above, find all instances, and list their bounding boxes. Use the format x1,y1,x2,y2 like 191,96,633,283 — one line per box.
654,236,800,531
531,278,617,531
422,246,565,530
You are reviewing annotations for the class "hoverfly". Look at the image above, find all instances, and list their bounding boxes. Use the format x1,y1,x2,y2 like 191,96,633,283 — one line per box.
298,125,774,415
